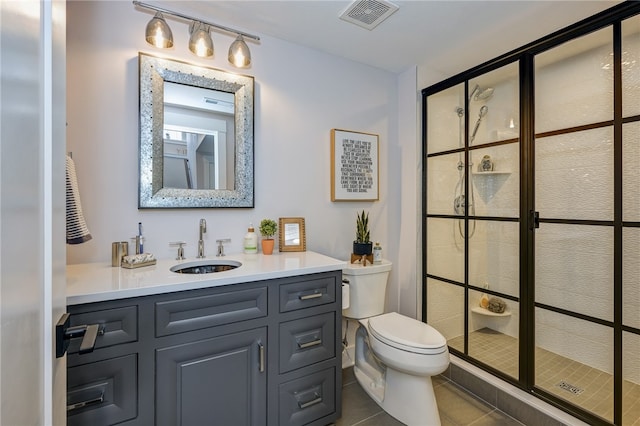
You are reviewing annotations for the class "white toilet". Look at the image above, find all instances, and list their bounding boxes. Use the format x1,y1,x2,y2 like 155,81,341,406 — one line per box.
342,260,449,426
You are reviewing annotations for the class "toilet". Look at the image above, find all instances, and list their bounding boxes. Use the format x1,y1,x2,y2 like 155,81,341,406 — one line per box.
342,260,449,426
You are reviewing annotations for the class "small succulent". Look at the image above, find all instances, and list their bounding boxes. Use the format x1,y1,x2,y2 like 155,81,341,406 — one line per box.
259,219,278,239
355,210,370,243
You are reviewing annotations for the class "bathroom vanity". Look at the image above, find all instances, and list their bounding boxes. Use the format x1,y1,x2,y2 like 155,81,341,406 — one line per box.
65,252,344,426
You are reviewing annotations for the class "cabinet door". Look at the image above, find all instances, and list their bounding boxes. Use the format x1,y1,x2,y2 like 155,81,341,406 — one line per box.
156,327,267,426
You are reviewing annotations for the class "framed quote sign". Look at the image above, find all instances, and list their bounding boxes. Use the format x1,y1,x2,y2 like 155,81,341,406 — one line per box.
330,129,379,201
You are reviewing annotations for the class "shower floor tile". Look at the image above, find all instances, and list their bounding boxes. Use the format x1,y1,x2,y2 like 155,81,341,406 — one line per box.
448,328,640,425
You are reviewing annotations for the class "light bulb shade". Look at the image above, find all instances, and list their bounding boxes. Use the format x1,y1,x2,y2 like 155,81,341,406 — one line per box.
188,22,213,58
228,35,251,68
145,12,173,49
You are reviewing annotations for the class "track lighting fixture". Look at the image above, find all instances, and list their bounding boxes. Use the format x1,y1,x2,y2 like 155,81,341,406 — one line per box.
189,22,213,58
133,1,260,68
228,35,251,68
145,12,173,48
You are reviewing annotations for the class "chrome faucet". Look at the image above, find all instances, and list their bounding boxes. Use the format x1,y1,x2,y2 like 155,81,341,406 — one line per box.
197,218,206,258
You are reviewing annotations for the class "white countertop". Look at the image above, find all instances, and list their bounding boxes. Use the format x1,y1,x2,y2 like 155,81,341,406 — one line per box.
67,251,346,305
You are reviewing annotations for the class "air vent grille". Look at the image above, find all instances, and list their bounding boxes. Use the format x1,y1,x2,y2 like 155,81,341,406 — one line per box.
339,0,399,31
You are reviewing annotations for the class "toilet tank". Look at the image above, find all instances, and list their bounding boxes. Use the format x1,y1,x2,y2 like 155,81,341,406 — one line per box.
342,260,392,319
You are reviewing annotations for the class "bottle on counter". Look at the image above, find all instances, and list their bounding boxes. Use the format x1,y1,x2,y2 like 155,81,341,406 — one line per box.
373,242,382,263
243,223,258,254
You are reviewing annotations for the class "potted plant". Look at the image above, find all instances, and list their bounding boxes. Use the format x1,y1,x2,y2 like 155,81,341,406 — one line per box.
259,219,278,255
353,210,373,255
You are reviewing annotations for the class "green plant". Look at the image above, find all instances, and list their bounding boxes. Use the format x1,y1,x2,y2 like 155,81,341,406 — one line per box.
259,218,278,239
355,210,370,243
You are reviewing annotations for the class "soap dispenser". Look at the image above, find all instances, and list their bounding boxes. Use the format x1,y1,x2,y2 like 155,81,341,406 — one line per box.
243,223,258,254
479,284,490,309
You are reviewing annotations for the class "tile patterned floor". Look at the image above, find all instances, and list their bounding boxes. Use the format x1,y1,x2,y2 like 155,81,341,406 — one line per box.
336,367,524,426
449,328,640,425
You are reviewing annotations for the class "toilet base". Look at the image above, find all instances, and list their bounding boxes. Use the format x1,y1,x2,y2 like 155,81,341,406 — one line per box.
354,361,442,426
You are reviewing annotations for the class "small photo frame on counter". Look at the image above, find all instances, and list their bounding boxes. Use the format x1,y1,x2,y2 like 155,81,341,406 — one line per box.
331,129,379,202
278,217,306,252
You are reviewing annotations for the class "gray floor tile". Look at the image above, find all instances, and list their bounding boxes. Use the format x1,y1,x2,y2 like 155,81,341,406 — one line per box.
356,411,405,426
339,367,526,426
336,381,384,426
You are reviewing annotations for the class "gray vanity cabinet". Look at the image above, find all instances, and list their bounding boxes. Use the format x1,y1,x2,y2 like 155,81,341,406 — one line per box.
66,270,342,426
156,327,267,426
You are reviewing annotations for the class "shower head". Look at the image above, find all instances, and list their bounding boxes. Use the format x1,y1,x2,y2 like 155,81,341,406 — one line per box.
469,84,494,101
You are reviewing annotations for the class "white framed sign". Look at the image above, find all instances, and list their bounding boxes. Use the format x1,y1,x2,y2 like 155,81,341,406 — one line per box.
330,129,379,201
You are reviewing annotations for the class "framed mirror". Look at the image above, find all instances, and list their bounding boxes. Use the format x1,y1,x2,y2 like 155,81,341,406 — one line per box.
278,217,306,252
138,53,254,208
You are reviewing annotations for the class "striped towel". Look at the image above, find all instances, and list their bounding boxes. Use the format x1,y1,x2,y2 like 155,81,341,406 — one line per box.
66,155,92,244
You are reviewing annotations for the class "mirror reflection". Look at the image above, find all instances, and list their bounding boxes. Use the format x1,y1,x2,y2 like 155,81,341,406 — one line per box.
138,53,254,208
163,82,235,190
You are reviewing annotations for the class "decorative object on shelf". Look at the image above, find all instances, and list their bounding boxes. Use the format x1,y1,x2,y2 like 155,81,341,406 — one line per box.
487,297,507,314
373,242,383,263
352,210,373,265
258,219,277,255
121,253,157,269
243,223,258,254
479,293,489,309
278,217,306,252
479,155,494,172
331,129,379,201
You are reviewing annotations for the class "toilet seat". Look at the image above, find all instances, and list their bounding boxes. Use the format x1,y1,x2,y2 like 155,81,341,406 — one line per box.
368,312,447,355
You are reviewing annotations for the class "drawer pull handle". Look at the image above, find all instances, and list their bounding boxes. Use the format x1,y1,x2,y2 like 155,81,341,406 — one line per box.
299,292,323,300
258,343,265,373
298,394,322,409
67,393,104,412
298,339,322,349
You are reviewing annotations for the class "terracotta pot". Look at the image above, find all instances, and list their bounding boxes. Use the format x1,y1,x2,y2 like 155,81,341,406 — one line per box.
261,239,275,255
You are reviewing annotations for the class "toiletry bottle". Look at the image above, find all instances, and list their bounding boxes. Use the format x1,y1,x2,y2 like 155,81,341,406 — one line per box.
479,293,490,309
373,242,382,263
243,224,258,254
138,222,144,253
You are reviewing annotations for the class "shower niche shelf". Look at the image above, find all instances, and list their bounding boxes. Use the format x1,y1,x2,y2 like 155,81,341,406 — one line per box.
471,171,511,176
471,306,511,317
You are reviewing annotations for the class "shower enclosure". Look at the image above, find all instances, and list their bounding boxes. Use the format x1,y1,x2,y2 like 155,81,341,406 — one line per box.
423,5,639,425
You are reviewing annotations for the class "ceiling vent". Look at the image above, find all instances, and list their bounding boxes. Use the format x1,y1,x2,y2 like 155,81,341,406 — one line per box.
339,0,399,31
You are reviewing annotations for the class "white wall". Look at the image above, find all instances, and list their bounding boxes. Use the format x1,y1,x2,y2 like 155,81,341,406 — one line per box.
66,1,420,317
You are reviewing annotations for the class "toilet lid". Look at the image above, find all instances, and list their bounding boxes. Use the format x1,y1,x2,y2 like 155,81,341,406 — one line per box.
368,312,447,354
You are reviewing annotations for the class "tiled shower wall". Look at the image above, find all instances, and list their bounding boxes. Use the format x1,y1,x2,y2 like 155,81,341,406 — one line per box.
426,19,640,386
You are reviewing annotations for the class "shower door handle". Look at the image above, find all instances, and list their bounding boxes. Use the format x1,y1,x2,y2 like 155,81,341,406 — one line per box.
529,210,540,230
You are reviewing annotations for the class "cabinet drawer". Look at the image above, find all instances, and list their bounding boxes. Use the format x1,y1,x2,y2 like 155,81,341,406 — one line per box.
68,305,137,353
67,354,137,426
279,312,335,373
155,286,267,337
279,276,336,313
279,367,336,426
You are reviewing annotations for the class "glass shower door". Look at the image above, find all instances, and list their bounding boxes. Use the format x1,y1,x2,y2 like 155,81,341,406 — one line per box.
533,26,617,423
465,64,520,380
425,62,521,381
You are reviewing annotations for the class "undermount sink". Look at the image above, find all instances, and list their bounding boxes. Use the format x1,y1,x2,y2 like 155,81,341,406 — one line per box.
170,260,242,274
